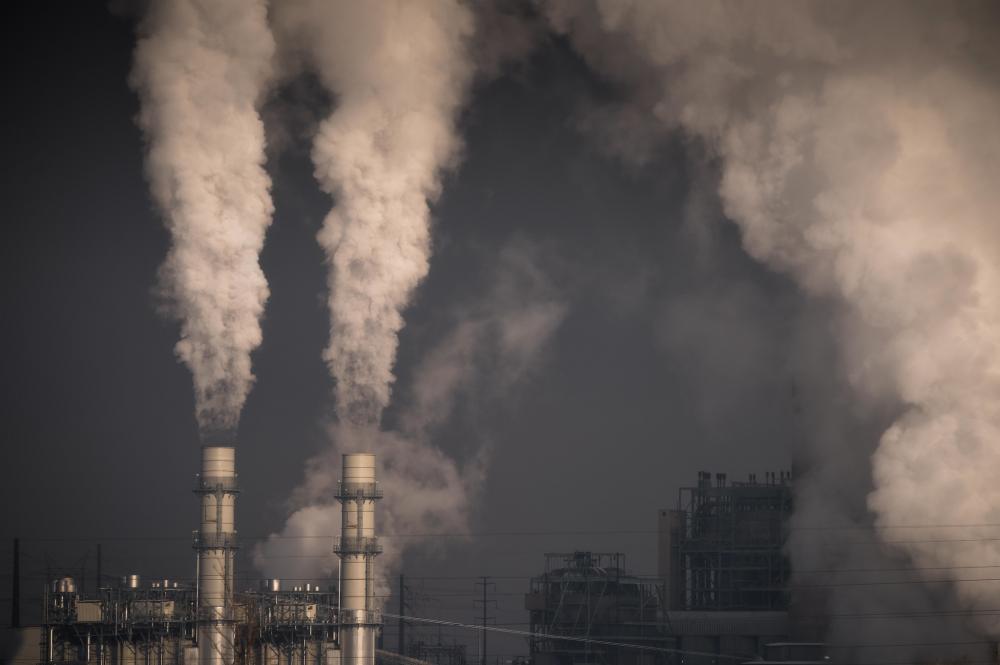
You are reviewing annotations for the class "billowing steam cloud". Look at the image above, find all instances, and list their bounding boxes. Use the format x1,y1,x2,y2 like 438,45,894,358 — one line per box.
257,0,486,586
544,0,1000,643
255,240,567,584
273,0,476,426
130,0,275,433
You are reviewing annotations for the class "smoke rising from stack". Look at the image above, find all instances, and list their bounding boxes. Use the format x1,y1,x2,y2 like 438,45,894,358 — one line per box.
130,0,276,434
258,0,483,588
255,240,566,585
272,0,476,427
543,0,1000,644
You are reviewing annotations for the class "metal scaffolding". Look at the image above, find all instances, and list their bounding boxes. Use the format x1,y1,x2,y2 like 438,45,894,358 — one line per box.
41,577,198,664
671,471,792,612
525,552,670,665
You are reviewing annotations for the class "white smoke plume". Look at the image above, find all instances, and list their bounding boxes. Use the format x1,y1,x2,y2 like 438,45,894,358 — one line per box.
272,0,476,426
543,0,1000,643
130,0,275,434
401,239,568,437
255,240,567,587
254,0,479,597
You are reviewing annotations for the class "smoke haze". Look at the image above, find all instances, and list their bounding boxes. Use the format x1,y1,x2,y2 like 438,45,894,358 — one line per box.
129,0,276,434
254,239,567,585
543,0,1000,647
123,0,1000,651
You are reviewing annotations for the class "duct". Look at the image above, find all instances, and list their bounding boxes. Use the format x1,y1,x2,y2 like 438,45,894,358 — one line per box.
336,453,382,665
194,446,238,665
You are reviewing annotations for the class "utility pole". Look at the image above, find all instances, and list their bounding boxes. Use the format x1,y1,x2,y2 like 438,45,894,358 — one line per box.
11,538,19,628
398,573,406,655
474,577,496,665
96,544,102,591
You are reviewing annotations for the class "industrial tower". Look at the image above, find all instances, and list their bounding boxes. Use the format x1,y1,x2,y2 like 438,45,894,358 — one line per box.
335,453,383,665
194,445,239,665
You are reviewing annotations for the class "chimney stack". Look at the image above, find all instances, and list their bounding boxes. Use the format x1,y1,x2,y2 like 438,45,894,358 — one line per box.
194,445,238,665
335,453,383,665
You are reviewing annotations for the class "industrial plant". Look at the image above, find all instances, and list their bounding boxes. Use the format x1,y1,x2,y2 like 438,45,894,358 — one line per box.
7,449,385,665
524,470,802,665
11,459,1000,665
5,456,817,665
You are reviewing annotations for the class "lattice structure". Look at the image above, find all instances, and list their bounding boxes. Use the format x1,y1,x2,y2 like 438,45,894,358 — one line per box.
525,552,670,665
673,472,792,611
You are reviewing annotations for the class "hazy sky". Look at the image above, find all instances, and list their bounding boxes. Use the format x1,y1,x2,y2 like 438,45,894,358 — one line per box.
0,2,890,657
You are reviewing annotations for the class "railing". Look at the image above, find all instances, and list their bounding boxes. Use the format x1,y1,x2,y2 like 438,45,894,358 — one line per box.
192,530,239,549
335,481,383,500
195,606,236,622
194,474,240,492
334,536,382,555
338,608,382,626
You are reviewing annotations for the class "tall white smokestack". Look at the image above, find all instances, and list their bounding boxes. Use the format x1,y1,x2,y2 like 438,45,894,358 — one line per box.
194,445,238,665
335,453,382,665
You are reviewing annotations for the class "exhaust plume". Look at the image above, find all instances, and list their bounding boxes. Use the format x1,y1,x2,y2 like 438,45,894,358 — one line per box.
255,239,566,586
544,0,1000,643
273,0,476,426
130,0,276,433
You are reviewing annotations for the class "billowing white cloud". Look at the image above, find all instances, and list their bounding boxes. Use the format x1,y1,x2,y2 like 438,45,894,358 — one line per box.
130,0,275,433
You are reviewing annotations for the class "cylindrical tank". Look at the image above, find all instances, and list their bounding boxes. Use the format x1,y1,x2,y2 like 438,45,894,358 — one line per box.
337,453,381,665
123,574,140,589
196,445,238,665
261,579,280,593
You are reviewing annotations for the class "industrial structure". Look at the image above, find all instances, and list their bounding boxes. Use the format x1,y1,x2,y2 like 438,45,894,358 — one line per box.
526,552,668,665
196,446,240,665
525,471,796,665
336,453,383,665
20,449,384,665
659,471,793,612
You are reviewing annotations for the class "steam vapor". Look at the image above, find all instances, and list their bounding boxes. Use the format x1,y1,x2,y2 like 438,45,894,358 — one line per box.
130,0,276,434
544,0,1000,643
255,239,567,585
257,0,480,586
273,0,476,427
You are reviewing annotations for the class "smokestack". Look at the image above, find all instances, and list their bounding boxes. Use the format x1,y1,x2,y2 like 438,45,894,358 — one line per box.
335,453,382,665
194,445,238,665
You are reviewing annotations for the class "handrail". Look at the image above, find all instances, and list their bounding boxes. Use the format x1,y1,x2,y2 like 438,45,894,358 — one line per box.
334,536,382,555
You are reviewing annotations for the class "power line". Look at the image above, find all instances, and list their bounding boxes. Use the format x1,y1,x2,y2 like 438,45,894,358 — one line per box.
384,611,1000,662
12,520,1000,543
382,612,748,661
